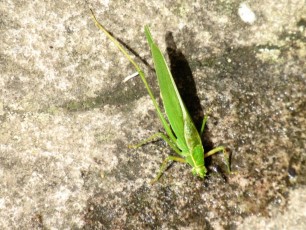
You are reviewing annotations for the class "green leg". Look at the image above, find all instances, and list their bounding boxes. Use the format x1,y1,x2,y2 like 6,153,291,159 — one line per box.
150,156,186,185
200,114,209,135
200,108,212,135
128,132,181,155
204,146,231,173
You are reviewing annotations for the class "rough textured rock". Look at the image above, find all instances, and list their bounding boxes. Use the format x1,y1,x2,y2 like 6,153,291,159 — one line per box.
1,0,305,229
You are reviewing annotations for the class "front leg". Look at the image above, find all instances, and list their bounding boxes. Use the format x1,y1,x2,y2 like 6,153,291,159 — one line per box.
204,146,231,173
150,156,186,184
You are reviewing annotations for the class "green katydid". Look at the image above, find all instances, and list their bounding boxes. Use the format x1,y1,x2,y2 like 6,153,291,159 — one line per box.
91,10,231,184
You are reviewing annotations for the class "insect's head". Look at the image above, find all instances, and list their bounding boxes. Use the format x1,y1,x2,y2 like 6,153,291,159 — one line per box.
191,165,207,178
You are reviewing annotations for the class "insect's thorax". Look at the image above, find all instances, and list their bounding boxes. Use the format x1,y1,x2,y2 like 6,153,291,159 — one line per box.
186,145,206,178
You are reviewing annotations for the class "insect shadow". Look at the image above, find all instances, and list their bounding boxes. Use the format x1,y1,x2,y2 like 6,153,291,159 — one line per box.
164,31,216,169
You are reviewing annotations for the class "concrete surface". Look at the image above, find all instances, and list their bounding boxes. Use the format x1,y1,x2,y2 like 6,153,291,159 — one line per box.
1,0,305,229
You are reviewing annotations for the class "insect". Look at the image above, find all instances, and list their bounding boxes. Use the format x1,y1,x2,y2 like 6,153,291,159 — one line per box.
91,10,231,183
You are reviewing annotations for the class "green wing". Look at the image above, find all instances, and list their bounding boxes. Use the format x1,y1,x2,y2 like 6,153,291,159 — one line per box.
145,26,201,153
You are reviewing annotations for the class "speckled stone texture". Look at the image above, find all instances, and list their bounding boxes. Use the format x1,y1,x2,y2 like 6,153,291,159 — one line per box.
1,0,305,229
